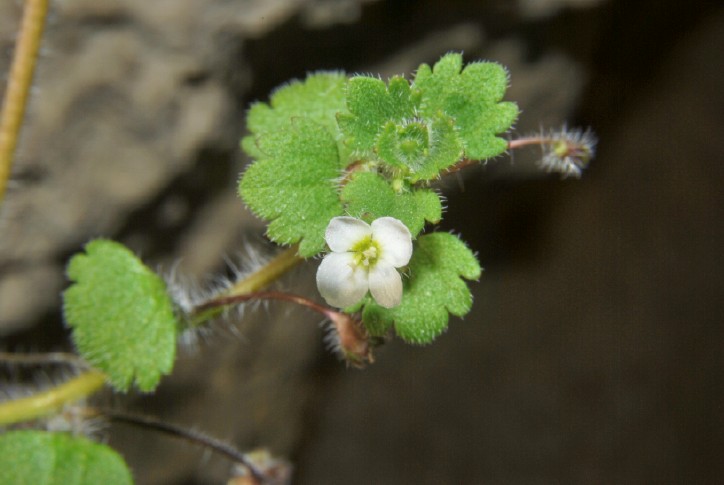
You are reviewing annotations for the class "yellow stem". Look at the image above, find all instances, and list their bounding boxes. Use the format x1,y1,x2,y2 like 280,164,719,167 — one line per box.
190,245,303,326
226,245,302,296
0,370,106,426
0,0,49,206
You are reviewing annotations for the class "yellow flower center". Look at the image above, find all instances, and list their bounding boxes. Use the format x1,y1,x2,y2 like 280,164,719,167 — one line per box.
350,236,381,269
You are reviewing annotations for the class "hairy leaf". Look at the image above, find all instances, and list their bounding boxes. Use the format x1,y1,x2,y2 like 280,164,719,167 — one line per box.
0,430,132,485
242,71,348,159
341,172,441,237
414,52,519,160
337,75,418,156
239,119,344,257
361,232,481,343
376,112,463,181
64,240,178,392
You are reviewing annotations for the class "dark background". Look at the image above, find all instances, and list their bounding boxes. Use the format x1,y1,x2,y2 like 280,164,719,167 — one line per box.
1,0,722,483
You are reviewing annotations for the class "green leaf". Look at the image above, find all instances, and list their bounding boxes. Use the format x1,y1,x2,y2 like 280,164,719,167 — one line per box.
63,240,178,392
239,119,344,257
375,112,463,181
337,75,418,156
361,232,481,343
0,430,133,485
341,172,441,237
242,71,349,159
360,297,393,336
414,52,519,160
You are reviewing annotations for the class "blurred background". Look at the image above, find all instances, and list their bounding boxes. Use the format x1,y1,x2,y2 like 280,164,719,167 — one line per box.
1,0,722,483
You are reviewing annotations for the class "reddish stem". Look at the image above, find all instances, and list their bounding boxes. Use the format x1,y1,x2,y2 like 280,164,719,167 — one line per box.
507,136,551,150
194,291,372,366
441,158,478,176
195,290,332,319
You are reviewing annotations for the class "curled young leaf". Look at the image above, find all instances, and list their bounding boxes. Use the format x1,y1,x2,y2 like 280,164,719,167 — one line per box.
375,112,463,181
337,75,418,157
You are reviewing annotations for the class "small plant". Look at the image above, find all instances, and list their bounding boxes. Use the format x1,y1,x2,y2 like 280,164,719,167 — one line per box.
0,39,596,482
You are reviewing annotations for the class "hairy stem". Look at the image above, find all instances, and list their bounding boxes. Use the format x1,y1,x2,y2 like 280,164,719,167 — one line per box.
507,136,551,150
442,136,558,176
0,370,106,426
226,246,302,297
86,408,271,483
0,351,89,368
0,0,49,206
440,157,479,176
195,290,372,366
189,245,303,327
195,290,333,319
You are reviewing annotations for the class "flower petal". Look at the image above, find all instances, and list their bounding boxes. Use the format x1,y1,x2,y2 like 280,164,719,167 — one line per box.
316,252,369,308
371,217,412,267
368,262,403,308
325,216,372,252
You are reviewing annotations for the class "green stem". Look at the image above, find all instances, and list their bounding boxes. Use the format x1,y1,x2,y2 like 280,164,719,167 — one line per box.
226,245,302,296
189,245,303,327
0,0,49,206
0,370,106,426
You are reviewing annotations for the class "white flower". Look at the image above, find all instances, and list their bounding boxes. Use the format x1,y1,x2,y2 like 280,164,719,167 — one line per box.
316,216,413,309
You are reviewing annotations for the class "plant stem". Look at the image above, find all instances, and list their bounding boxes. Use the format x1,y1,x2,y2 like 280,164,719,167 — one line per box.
0,370,106,426
441,136,557,176
189,245,303,327
440,157,479,176
507,136,550,150
194,290,372,366
195,290,332,318
0,0,49,206
226,246,302,297
86,408,271,483
0,351,89,368
0,251,304,424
